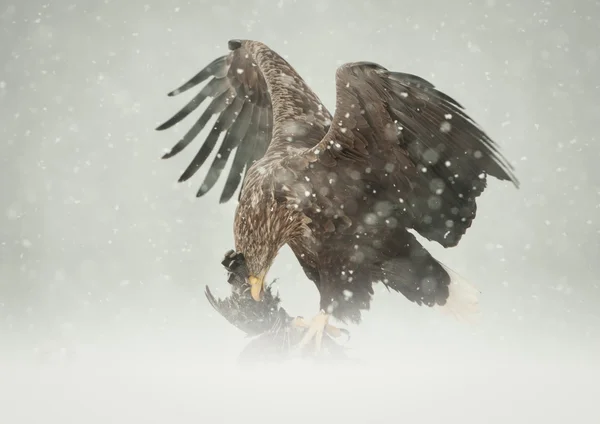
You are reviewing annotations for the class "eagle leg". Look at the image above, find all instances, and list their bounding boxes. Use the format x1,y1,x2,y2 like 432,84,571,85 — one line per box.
291,311,349,353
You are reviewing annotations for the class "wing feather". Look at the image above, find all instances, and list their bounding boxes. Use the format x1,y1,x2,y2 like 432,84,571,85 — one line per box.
278,62,518,248
222,106,263,203
158,40,335,203
156,77,229,132
163,88,230,161
196,101,255,198
157,44,273,202
177,94,243,183
167,55,228,97
158,40,334,203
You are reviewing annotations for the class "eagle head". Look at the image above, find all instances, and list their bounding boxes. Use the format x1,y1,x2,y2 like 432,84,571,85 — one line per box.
232,171,308,302
232,193,300,302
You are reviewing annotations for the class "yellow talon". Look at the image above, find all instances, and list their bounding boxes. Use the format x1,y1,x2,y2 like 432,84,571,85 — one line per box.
291,316,343,338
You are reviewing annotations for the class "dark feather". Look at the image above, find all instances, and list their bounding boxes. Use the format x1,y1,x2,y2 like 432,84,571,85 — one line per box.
164,89,230,161
206,249,351,363
159,40,517,328
177,95,243,183
157,78,229,132
158,44,276,202
286,62,518,247
158,40,333,203
167,55,228,97
204,282,289,336
196,101,254,198
206,249,291,336
273,60,517,323
225,106,263,203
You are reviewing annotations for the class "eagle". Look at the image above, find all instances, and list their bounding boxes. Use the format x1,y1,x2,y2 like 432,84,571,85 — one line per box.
157,39,519,352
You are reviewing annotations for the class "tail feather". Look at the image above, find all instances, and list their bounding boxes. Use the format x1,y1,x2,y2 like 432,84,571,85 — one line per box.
434,262,481,324
372,229,481,324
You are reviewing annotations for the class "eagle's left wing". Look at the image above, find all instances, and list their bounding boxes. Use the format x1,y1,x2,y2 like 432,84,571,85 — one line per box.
275,62,519,248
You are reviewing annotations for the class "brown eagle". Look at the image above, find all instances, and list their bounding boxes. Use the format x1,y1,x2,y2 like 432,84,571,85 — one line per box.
157,39,519,351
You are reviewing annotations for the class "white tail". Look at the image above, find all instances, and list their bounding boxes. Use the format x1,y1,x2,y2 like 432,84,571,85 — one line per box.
435,263,481,324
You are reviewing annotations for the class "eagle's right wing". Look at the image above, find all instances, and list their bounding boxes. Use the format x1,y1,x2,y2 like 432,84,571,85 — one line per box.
157,40,332,203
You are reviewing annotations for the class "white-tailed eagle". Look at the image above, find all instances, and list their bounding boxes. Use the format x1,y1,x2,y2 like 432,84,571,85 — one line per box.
157,39,519,351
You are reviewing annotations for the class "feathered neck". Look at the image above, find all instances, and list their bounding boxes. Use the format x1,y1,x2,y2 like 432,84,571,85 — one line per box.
233,177,307,273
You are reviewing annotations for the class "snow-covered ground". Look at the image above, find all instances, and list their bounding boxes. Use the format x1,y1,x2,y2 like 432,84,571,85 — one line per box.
2,346,597,424
2,321,598,424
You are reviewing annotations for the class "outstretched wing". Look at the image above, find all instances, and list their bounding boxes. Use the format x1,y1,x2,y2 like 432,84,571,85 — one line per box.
156,41,274,203
157,40,334,204
276,62,519,248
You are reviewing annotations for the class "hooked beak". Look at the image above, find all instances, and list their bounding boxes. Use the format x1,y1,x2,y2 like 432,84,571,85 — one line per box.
248,274,265,301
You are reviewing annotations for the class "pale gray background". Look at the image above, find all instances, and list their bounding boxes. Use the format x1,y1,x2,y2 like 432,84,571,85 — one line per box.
1,0,599,422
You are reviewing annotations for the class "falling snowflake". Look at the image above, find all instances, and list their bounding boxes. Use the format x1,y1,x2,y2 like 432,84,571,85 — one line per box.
440,121,452,133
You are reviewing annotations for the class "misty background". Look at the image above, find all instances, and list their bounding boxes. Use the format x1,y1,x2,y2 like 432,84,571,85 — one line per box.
1,0,599,422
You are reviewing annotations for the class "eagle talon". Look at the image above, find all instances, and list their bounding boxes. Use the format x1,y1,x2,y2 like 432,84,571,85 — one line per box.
290,312,347,355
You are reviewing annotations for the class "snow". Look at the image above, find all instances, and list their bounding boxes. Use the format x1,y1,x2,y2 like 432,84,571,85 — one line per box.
2,0,599,422
0,350,597,424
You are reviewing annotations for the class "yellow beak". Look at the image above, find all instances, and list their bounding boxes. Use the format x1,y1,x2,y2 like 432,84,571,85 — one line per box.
248,275,264,301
